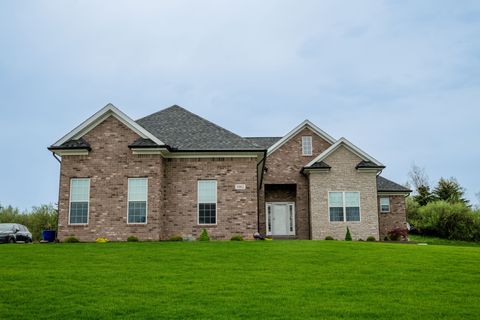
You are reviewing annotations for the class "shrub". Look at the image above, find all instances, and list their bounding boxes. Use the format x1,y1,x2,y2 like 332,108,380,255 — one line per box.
96,237,109,243
414,201,477,241
127,236,139,242
324,236,334,240
198,229,210,241
64,236,79,243
366,236,376,242
345,227,352,241
388,228,408,241
169,236,183,241
230,235,243,241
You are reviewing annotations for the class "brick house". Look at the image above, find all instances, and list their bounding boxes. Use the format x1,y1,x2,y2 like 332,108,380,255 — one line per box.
48,104,410,241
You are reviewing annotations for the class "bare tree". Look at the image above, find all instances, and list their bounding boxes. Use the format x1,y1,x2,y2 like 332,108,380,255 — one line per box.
408,164,429,193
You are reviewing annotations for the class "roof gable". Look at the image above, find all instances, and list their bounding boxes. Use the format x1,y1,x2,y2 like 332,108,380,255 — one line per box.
305,137,384,168
267,120,336,156
136,105,263,151
51,103,165,148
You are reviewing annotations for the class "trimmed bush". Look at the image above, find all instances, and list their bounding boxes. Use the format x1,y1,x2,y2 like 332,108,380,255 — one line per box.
64,236,79,243
345,227,352,241
169,236,183,241
127,236,139,242
198,229,210,241
366,236,376,242
230,235,243,241
388,228,408,241
95,237,109,243
324,236,334,240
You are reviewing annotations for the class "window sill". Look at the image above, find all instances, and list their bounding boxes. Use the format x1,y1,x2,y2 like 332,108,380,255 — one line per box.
68,223,88,226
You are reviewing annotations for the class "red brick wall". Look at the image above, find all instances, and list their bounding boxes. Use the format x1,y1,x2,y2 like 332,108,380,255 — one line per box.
163,157,258,240
259,127,332,239
58,115,259,241
378,195,407,240
58,116,163,241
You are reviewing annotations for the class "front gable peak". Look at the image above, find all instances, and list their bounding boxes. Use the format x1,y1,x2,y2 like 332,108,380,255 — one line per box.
50,103,165,149
305,137,384,170
267,120,336,156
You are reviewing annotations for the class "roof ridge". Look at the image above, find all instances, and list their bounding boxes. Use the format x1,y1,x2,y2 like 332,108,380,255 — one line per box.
135,105,264,150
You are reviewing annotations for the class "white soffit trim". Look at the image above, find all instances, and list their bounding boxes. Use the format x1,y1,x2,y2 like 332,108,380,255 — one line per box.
267,120,336,156
51,103,164,147
305,137,384,168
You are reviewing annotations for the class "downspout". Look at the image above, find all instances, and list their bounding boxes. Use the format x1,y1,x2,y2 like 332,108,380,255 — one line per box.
52,152,61,241
256,150,267,233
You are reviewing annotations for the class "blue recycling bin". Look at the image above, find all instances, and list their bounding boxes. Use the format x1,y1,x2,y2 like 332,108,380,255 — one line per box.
42,230,56,242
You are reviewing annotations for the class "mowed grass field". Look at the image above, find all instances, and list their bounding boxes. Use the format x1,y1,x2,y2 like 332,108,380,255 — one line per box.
1,241,479,320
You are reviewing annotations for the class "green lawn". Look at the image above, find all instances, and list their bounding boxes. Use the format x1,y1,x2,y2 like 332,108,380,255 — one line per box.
1,241,479,320
409,234,480,247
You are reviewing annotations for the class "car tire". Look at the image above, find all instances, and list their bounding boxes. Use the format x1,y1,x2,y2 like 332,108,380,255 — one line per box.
8,237,15,244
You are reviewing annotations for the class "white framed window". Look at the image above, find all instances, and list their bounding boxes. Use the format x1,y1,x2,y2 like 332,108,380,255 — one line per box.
198,180,217,225
380,197,390,213
69,178,90,225
302,136,313,156
128,178,148,224
328,191,360,222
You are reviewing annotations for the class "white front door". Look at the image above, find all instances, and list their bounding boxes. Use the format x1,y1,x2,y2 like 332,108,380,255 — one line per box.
267,203,295,236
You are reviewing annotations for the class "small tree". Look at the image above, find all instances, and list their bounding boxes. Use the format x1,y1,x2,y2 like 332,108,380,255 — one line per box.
413,185,435,206
345,227,352,241
198,229,210,241
433,177,468,205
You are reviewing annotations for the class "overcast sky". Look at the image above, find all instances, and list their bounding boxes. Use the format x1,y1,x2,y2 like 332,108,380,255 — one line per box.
1,0,479,210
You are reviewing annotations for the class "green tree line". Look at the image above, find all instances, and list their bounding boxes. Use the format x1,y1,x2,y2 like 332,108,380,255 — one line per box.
406,165,480,242
0,204,58,241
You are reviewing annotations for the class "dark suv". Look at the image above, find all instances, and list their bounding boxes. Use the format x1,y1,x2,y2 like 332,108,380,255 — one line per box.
0,223,32,243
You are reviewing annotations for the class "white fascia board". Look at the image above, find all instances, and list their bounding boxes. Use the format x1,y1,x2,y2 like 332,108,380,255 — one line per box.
267,120,336,156
305,137,384,168
51,103,164,147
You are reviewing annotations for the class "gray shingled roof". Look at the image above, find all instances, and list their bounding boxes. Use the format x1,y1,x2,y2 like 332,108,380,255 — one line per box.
377,176,412,193
309,161,331,169
136,105,264,151
356,160,386,169
244,137,282,149
48,138,91,150
129,138,162,148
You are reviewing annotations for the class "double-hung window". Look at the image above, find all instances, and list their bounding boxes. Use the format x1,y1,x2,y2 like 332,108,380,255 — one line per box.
128,178,148,224
302,136,313,156
380,197,390,213
328,192,360,222
69,178,90,224
198,180,217,224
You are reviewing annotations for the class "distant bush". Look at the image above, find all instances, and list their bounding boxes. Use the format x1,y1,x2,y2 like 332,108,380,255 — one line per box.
127,236,139,242
345,227,352,241
230,235,243,241
412,201,478,241
325,236,334,240
198,229,210,241
388,228,408,241
0,204,57,241
366,236,376,242
169,235,183,241
64,237,79,243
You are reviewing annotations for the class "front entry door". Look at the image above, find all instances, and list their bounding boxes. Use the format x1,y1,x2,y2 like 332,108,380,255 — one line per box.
272,204,288,235
267,203,295,236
